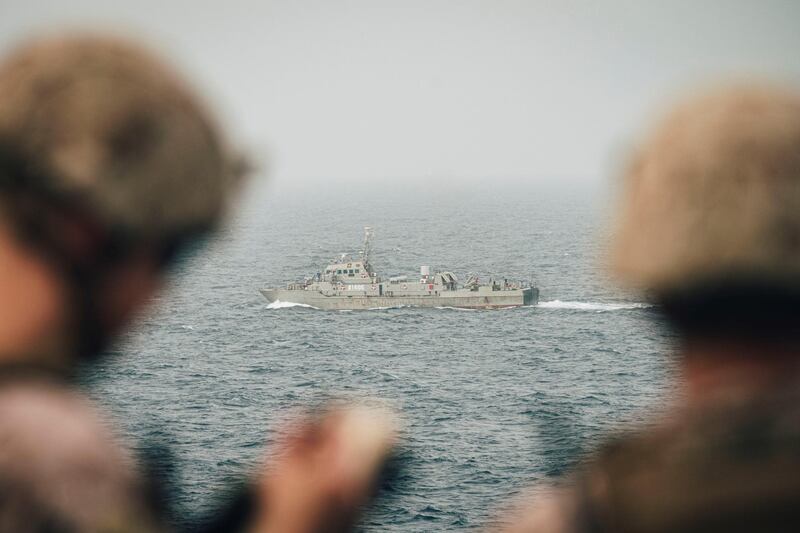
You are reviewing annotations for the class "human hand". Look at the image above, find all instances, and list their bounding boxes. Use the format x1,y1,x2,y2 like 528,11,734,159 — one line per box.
252,405,398,533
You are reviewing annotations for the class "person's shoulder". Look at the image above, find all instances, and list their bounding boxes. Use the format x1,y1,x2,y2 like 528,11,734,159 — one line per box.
0,378,130,468
0,379,159,532
1,376,103,420
577,394,800,532
592,388,800,472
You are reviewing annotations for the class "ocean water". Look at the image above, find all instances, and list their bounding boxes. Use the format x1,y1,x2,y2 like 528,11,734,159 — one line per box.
80,180,678,530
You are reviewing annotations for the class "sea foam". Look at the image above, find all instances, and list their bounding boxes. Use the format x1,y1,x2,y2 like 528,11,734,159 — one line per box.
537,300,651,311
266,300,317,309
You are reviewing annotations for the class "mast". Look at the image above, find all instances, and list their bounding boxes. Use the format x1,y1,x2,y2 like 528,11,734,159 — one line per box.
360,226,374,273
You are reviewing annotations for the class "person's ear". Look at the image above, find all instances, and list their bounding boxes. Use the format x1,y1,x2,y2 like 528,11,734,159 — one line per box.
100,253,163,334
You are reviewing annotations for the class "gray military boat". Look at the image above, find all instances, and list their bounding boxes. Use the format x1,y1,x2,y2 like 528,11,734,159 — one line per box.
260,227,539,310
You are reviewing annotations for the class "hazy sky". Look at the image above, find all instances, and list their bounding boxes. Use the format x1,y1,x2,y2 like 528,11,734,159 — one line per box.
2,1,800,187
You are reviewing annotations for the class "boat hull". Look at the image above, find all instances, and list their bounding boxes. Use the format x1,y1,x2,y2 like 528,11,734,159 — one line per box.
260,287,538,310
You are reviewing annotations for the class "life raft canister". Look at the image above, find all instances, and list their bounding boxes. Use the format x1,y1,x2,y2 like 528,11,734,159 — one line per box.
402,283,408,290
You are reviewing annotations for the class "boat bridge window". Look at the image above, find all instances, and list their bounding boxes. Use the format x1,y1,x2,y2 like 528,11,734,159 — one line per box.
348,269,354,275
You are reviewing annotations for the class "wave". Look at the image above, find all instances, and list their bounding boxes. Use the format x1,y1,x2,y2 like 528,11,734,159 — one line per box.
537,300,652,311
265,300,317,309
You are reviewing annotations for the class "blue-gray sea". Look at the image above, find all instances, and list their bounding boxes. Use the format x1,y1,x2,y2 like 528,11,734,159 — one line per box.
80,180,678,531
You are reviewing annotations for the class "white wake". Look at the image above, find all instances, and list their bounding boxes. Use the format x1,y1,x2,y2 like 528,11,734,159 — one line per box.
537,300,651,311
266,300,317,309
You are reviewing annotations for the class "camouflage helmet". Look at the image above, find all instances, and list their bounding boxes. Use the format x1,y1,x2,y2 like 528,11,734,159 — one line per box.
0,34,243,246
612,84,800,293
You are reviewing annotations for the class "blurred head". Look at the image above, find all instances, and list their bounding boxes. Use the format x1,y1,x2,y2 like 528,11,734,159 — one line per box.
0,34,245,364
612,84,800,343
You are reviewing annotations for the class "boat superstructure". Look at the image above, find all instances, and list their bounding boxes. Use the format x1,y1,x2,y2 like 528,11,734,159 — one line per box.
260,227,539,310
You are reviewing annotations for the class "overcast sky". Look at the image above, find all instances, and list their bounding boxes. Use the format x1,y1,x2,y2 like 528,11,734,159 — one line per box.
2,1,799,187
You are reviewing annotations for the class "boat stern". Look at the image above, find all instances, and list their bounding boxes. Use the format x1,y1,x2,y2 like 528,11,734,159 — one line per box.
523,287,539,306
